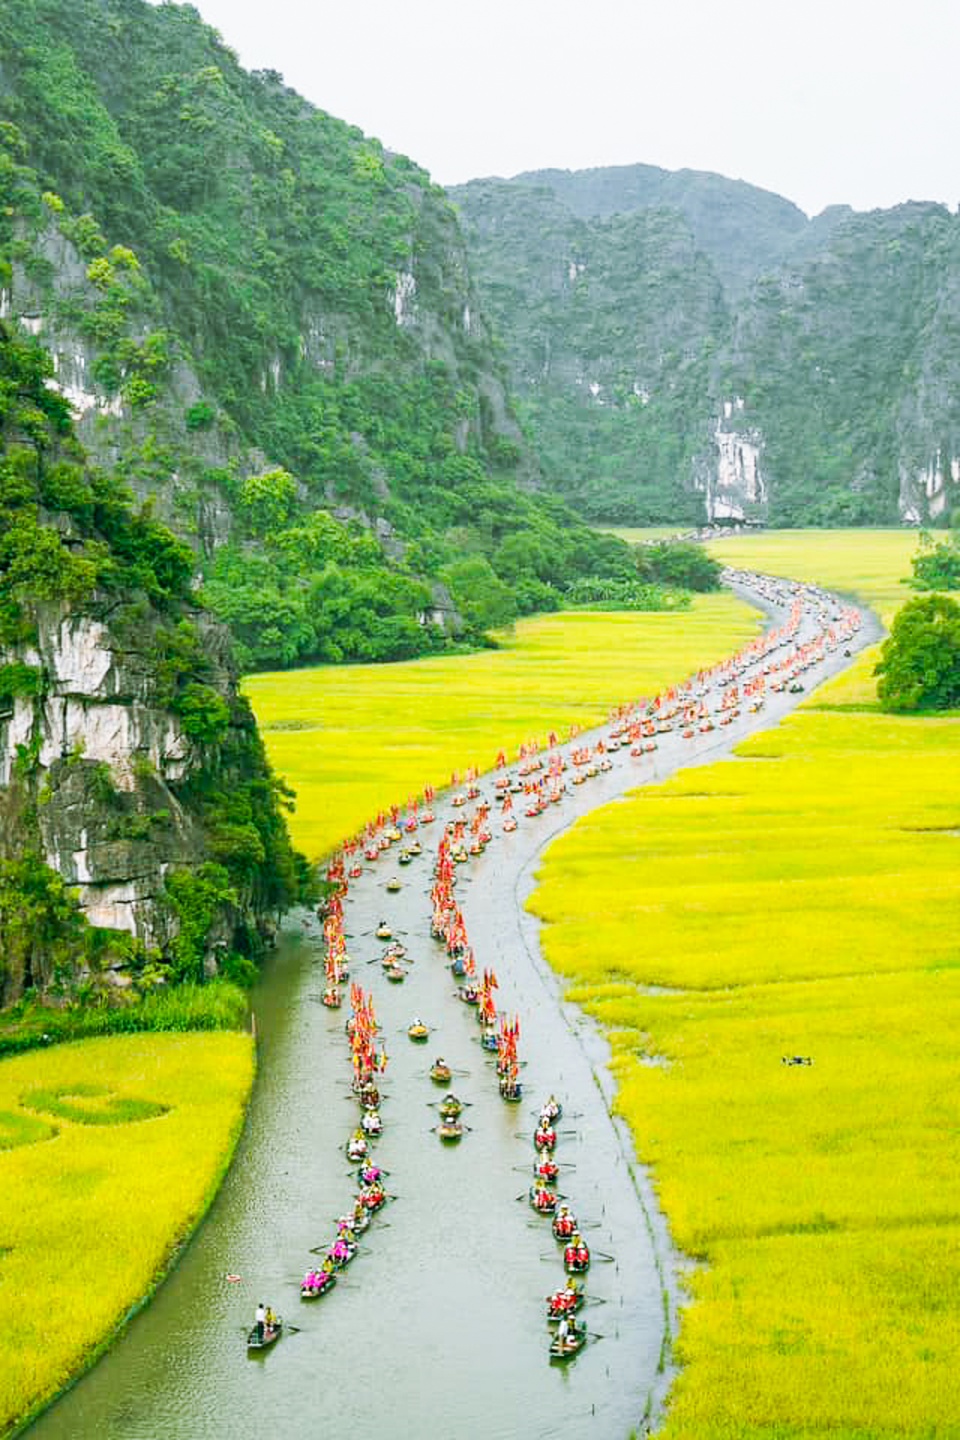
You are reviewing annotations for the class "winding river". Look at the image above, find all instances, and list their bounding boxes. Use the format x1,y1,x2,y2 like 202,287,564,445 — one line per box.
28,575,880,1440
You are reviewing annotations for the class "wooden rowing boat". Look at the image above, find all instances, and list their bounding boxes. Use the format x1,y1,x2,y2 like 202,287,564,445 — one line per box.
247,1318,282,1351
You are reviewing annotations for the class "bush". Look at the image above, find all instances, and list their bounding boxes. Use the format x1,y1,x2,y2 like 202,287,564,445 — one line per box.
875,594,960,711
910,538,960,590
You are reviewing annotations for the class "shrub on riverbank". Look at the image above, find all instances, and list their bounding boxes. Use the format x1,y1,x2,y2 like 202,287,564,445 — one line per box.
0,980,249,1059
0,1031,254,1435
529,548,960,1435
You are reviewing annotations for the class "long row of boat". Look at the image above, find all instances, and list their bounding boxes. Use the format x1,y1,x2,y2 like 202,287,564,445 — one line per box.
248,574,863,1357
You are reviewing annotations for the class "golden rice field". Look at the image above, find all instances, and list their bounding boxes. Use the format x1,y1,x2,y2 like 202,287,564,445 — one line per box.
704,527,929,625
245,595,763,860
530,531,960,1437
0,1032,254,1435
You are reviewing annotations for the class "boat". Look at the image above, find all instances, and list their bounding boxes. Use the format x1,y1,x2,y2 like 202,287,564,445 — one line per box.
408,1021,429,1042
375,923,392,940
430,1060,452,1084
552,1207,577,1240
480,1027,499,1052
384,964,406,983
458,984,480,1005
546,1282,584,1318
563,1236,591,1273
398,850,413,867
549,1327,585,1360
499,1076,522,1102
530,1183,558,1213
534,1125,557,1151
326,1237,358,1269
357,1184,386,1213
346,1131,368,1161
247,1316,282,1351
533,1156,559,1182
386,876,401,893
300,1271,337,1300
321,986,342,1009
438,1119,463,1142
438,1092,463,1120
539,1096,563,1123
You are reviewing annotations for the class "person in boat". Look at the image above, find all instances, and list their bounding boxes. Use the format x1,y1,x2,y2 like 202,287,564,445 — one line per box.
565,1232,590,1268
255,1301,266,1342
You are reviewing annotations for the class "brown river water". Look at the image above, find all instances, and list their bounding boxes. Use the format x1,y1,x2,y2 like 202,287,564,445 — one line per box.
27,576,880,1440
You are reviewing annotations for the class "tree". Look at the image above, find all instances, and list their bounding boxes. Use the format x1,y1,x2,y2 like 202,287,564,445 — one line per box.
910,537,960,591
874,594,960,711
639,540,723,592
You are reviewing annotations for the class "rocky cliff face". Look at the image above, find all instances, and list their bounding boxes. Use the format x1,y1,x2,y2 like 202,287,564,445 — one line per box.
453,172,960,527
0,0,635,680
0,314,307,1007
2,608,203,948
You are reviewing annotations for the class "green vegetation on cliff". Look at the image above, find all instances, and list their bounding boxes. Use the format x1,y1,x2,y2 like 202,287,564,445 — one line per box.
0,318,311,1009
453,168,960,528
0,0,637,668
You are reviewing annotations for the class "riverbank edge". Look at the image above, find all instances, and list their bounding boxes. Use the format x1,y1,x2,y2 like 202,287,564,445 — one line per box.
514,581,886,1434
8,1029,258,1440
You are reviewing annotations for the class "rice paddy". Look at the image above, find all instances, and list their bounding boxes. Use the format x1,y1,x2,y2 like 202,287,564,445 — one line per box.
0,1032,254,1435
529,530,960,1437
245,595,763,859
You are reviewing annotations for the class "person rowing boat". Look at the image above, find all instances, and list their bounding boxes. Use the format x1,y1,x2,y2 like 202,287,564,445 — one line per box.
563,1232,590,1273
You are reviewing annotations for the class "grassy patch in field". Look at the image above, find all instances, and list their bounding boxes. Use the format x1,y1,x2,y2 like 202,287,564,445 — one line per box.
245,595,762,859
529,650,960,1436
0,1032,254,1434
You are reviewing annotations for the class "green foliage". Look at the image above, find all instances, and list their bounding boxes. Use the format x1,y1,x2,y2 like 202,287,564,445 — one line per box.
875,593,960,711
171,681,230,743
0,981,249,1057
238,467,298,534
442,555,517,631
0,0,640,663
164,862,236,983
564,576,691,610
910,535,960,590
0,662,43,702
638,540,723,591
0,854,88,1004
184,400,215,430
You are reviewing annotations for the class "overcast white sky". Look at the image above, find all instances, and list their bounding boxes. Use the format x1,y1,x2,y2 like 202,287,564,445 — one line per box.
172,0,959,217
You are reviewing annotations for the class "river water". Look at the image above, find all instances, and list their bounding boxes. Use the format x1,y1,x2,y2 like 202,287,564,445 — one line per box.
28,577,880,1440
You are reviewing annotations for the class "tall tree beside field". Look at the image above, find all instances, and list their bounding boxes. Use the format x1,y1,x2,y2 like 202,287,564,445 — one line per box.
875,594,960,711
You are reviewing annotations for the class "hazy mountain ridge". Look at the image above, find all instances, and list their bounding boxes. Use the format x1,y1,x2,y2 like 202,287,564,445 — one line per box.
452,167,960,526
